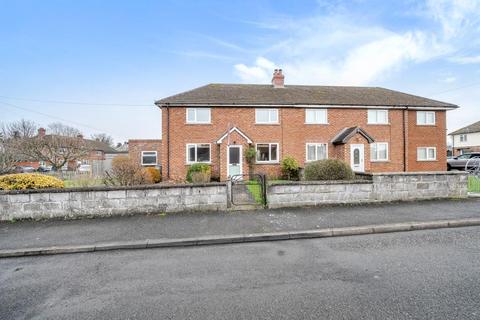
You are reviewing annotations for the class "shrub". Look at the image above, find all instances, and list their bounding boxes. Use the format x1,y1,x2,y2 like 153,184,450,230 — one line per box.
105,156,147,186
0,173,64,190
281,156,300,180
144,167,161,184
186,164,211,183
304,159,355,181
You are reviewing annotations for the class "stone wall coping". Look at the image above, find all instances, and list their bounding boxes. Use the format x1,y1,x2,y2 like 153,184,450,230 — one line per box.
268,180,372,187
356,171,468,177
0,182,227,196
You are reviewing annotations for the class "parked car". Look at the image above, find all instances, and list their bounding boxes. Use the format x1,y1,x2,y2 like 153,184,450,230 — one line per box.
14,166,36,173
447,152,480,170
37,165,52,172
77,164,92,173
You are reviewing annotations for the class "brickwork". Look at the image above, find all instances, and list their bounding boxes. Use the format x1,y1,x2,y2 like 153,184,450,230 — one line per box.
128,139,162,167
162,107,449,181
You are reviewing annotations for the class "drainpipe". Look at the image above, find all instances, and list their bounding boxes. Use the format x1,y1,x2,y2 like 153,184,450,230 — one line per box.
403,107,408,172
166,103,170,179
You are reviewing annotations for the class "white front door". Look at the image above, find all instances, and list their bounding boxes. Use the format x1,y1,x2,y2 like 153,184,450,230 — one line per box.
350,144,365,172
227,145,242,177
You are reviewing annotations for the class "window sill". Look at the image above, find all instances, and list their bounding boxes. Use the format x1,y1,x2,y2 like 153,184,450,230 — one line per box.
416,124,436,126
416,159,437,162
186,162,212,165
255,161,280,165
305,159,328,163
370,160,390,163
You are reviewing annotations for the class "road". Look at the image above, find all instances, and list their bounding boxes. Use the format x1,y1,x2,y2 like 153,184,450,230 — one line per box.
1,227,479,319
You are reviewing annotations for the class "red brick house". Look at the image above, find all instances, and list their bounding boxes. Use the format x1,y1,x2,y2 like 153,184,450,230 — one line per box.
155,69,458,182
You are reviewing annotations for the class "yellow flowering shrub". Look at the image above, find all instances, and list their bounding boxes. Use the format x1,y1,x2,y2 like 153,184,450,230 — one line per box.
0,173,64,190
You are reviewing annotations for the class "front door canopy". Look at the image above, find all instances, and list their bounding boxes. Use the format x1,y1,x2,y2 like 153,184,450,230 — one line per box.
216,126,253,144
331,126,375,145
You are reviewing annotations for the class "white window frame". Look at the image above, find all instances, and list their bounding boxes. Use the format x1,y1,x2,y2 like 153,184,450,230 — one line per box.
459,134,467,142
370,142,389,162
417,147,437,161
305,143,328,162
186,108,211,124
305,109,328,124
141,151,158,166
416,111,435,125
186,143,211,164
367,109,389,124
255,109,279,124
255,143,279,163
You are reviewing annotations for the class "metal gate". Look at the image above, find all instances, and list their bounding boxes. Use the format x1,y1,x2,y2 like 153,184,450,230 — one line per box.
466,158,480,193
230,174,266,206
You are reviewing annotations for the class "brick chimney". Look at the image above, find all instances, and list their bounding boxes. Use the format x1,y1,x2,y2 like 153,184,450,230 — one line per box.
271,69,285,88
38,127,46,137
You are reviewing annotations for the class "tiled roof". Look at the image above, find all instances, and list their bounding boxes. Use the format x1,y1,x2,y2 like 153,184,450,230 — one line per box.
155,84,458,109
331,127,375,145
449,120,480,135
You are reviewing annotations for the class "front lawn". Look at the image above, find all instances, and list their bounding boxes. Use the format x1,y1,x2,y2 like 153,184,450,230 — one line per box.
245,180,264,205
468,176,480,193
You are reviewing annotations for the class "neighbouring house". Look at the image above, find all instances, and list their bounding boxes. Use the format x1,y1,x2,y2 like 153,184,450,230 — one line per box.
16,128,125,175
449,120,480,156
128,139,162,168
155,69,458,182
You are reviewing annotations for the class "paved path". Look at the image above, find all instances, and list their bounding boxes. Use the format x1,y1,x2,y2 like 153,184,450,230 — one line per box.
1,227,479,319
1,198,479,251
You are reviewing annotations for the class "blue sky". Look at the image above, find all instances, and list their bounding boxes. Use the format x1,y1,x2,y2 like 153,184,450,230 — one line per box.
1,0,480,142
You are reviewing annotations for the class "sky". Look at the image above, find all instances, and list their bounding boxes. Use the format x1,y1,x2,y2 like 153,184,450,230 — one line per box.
1,0,480,143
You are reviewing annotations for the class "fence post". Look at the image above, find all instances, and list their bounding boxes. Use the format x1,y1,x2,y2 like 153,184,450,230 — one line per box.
262,174,267,207
226,179,232,208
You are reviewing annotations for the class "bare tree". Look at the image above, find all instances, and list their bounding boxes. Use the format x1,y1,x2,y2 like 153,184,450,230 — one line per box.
0,119,38,174
91,133,114,147
1,119,37,139
16,122,89,171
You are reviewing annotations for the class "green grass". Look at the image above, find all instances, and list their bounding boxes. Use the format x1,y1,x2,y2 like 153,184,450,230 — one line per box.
64,178,104,188
245,180,264,205
468,176,480,193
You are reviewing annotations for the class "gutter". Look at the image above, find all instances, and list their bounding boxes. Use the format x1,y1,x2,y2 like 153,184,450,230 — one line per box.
155,103,458,111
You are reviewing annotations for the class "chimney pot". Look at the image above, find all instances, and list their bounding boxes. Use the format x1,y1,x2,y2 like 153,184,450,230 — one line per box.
38,128,46,137
271,69,285,88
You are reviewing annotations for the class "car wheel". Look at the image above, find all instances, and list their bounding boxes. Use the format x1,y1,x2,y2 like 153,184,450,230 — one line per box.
447,164,452,171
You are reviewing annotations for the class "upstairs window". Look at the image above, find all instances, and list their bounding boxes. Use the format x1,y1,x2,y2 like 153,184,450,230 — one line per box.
256,143,279,163
186,144,211,163
368,110,388,124
305,109,327,124
370,143,388,161
141,151,158,165
186,108,211,124
417,147,436,161
255,109,278,124
460,134,468,142
306,143,328,162
417,111,435,125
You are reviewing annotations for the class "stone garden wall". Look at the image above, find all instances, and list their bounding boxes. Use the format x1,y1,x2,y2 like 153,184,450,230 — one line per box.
267,172,468,209
0,183,227,221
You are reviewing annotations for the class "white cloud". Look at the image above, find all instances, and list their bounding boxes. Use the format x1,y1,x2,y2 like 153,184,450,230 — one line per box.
234,57,276,83
233,0,480,85
449,55,480,64
424,0,480,39
442,76,457,83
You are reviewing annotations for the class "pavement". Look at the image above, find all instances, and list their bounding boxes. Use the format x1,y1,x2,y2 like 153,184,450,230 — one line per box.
1,198,480,257
1,227,479,319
